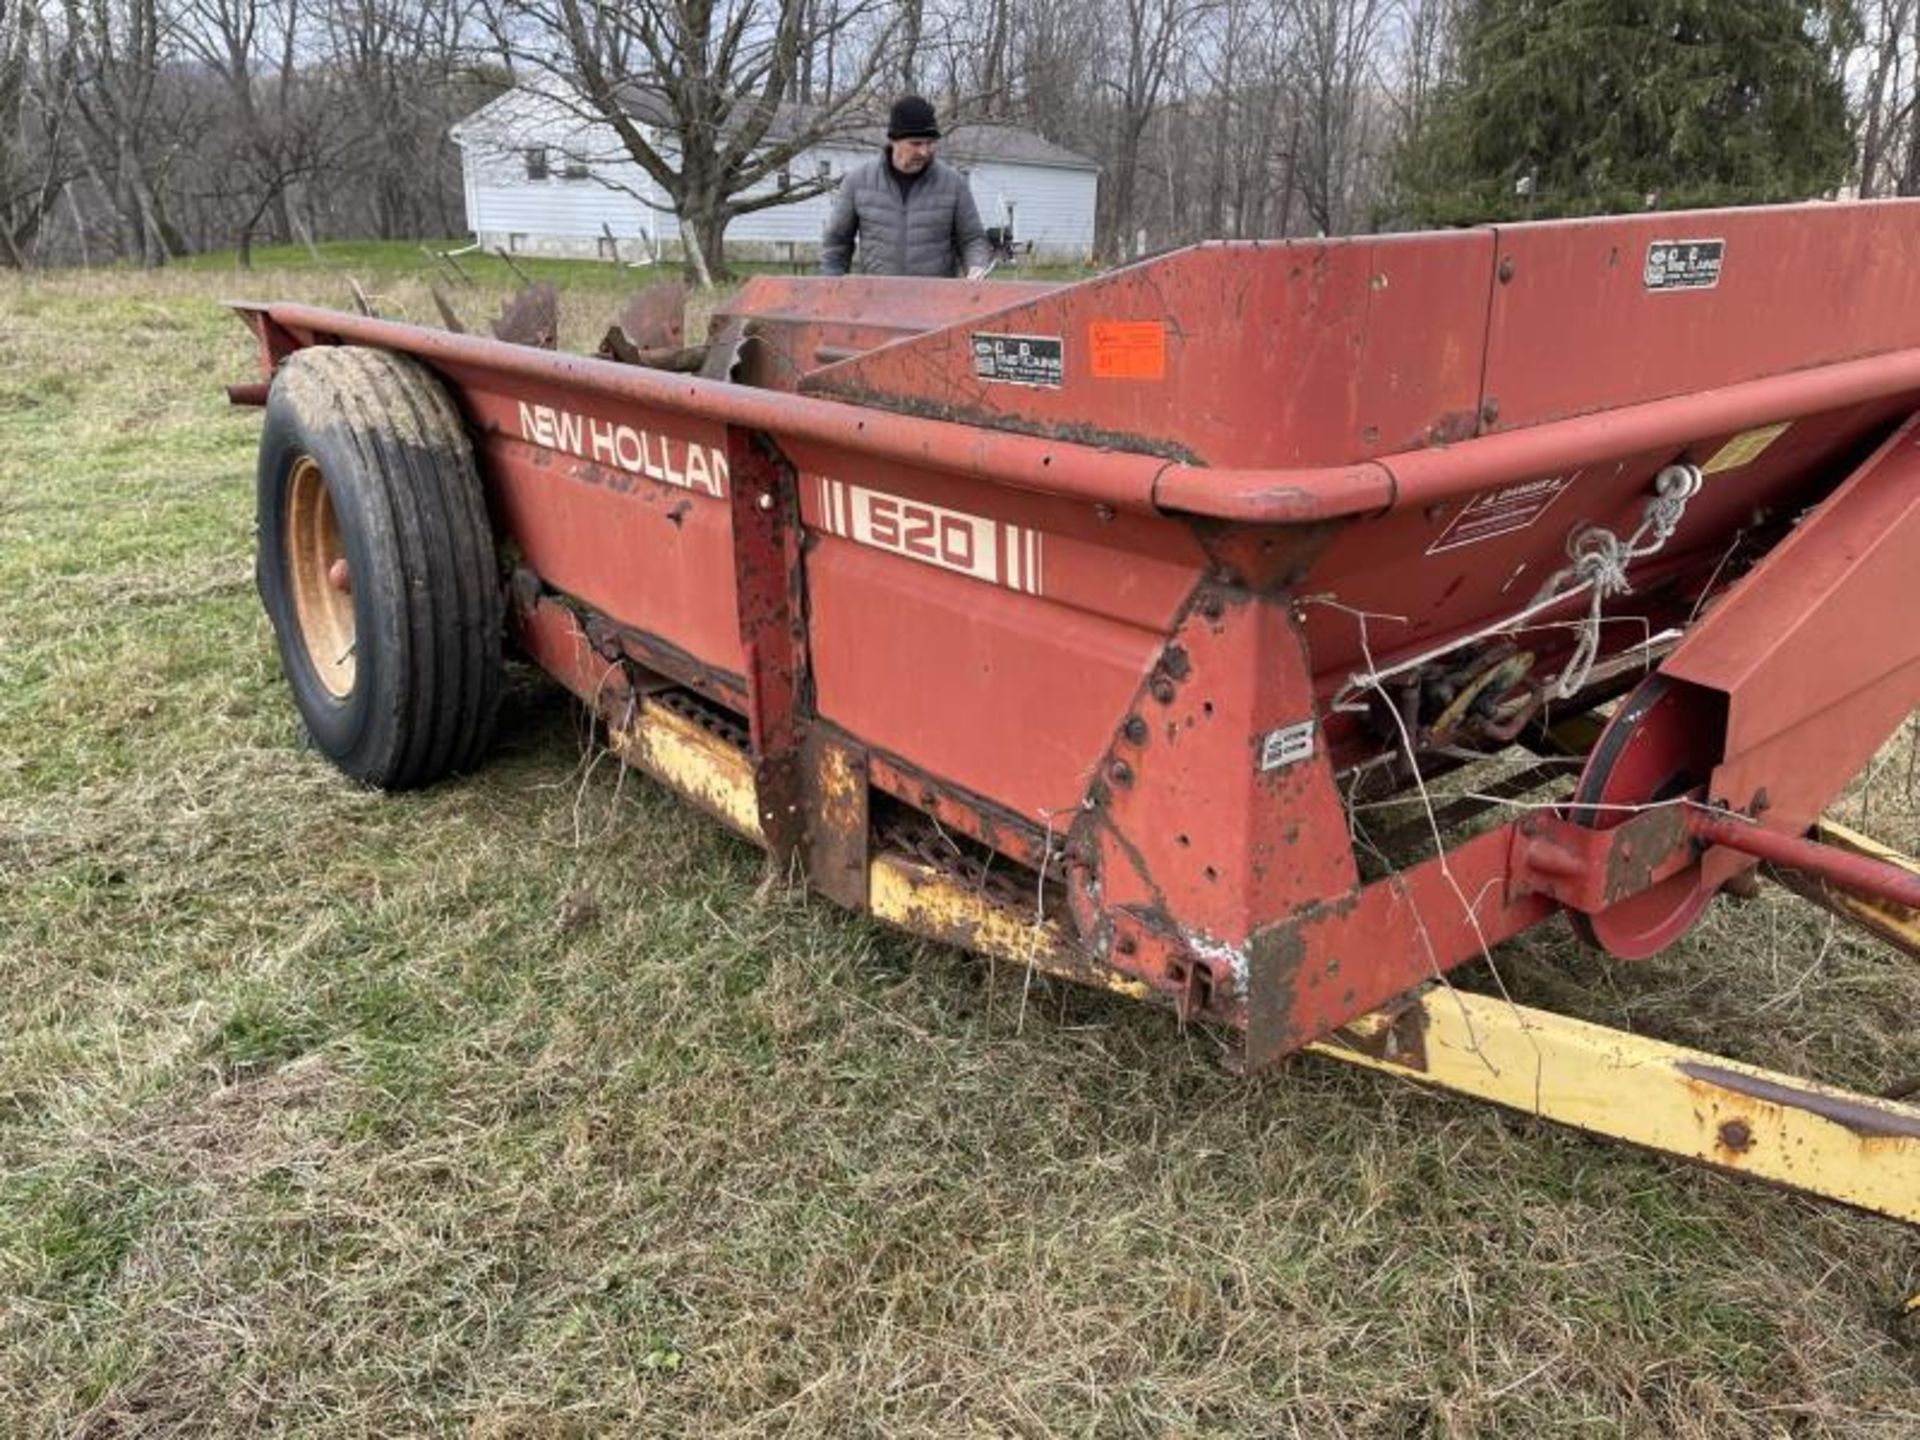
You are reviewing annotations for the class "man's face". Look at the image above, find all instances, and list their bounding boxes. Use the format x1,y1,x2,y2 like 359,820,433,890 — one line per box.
889,137,936,173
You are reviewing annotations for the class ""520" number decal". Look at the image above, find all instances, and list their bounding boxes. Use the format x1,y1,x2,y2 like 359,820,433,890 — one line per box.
813,476,1044,595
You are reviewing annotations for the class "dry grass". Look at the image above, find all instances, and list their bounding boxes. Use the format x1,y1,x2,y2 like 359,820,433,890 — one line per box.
2,251,1918,1437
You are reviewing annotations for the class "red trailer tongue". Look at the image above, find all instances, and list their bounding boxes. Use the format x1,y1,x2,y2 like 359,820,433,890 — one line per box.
229,197,1920,1224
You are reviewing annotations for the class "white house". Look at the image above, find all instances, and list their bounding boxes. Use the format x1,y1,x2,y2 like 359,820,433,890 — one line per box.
448,85,1099,266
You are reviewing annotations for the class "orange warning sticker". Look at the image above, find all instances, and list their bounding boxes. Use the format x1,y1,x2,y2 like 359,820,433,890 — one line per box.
1089,321,1166,379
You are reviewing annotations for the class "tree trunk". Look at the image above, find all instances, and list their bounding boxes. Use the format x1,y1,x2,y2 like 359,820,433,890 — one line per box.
683,197,729,286
899,0,921,90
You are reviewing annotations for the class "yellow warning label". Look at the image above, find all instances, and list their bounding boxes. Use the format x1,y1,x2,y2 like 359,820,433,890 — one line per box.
1701,421,1790,475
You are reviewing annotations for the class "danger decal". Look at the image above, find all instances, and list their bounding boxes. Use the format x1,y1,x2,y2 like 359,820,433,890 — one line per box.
515,401,729,497
814,477,1044,595
1426,473,1575,554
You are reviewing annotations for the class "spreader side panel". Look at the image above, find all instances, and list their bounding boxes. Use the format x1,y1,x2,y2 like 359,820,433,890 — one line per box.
798,231,1497,469
1484,201,1920,432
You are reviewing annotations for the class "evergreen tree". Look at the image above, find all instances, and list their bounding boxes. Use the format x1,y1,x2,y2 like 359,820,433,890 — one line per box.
1396,0,1857,224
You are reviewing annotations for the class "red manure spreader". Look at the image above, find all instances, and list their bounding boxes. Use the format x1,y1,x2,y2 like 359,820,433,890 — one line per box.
231,201,1920,1223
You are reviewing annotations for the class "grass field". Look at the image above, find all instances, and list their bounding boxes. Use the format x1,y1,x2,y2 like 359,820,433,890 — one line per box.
2,244,1918,1436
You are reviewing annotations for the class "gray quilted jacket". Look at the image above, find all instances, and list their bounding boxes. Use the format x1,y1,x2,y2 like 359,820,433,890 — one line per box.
819,155,993,278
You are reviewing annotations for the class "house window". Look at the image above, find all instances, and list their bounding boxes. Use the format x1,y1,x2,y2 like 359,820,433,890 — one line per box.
817,159,832,180
524,146,549,180
562,154,589,180
777,167,792,192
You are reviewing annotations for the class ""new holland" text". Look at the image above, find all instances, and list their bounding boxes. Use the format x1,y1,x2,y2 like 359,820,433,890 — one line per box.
516,402,729,498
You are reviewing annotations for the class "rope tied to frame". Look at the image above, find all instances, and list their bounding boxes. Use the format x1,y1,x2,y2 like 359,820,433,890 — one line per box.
1537,462,1703,699
1324,461,1705,715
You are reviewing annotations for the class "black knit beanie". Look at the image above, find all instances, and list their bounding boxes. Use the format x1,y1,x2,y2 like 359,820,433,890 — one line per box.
887,95,941,140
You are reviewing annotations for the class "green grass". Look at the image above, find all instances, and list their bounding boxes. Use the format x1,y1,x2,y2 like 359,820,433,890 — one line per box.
170,236,1092,291
1,258,1918,1435
176,237,689,298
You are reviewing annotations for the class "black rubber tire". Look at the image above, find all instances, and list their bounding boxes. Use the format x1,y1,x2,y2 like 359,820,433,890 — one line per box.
255,346,503,789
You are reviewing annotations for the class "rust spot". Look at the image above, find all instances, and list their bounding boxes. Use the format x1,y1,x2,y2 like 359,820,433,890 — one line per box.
1602,806,1689,905
1241,923,1310,1070
1161,645,1192,681
1717,1118,1754,1153
1329,1001,1430,1072
1424,411,1480,447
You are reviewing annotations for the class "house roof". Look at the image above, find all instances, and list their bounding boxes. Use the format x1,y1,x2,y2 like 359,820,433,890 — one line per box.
609,83,1099,172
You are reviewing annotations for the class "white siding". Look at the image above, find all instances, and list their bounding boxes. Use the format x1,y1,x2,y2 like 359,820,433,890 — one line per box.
452,89,1098,263
468,153,665,248
959,162,1098,259
455,87,671,257
719,144,866,248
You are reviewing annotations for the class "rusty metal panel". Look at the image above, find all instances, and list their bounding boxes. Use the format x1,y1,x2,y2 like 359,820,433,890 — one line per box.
1482,201,1920,432
1078,586,1359,937
1243,823,1560,1067
614,281,687,352
512,593,633,717
490,282,559,349
727,428,807,860
800,232,1495,467
801,729,871,910
806,539,1157,825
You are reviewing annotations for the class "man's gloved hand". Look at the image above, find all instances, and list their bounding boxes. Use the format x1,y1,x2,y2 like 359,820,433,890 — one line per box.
965,266,988,282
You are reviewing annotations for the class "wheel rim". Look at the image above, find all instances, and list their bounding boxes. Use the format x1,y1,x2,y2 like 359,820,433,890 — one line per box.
285,455,356,700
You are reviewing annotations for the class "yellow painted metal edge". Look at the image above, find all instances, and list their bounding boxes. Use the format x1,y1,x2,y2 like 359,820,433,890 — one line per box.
608,697,1148,998
611,698,766,841
1766,816,1920,955
1812,817,1920,873
867,854,1150,999
1310,988,1920,1224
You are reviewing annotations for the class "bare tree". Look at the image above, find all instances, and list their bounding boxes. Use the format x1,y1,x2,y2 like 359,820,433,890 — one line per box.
1096,0,1206,260
2,0,76,265
58,0,202,264
325,0,471,240
1856,0,1917,196
1281,0,1389,235
507,0,901,284
179,0,311,258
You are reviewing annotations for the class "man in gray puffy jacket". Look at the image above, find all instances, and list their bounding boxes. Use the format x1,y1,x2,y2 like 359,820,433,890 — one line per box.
819,95,994,280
